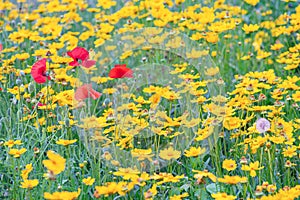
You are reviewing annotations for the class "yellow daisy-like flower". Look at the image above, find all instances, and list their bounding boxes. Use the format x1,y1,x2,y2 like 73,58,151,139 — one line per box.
211,192,236,200
218,175,247,184
56,139,77,146
244,0,259,6
170,192,189,200
4,139,22,148
42,150,66,175
21,164,33,180
241,161,264,177
44,188,81,200
159,146,181,161
222,159,237,171
20,179,39,189
184,146,206,157
8,148,27,158
242,24,259,34
82,177,95,186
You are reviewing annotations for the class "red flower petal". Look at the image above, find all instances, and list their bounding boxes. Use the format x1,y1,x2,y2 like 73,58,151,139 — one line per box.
82,60,96,68
31,58,50,84
0,43,2,52
108,64,133,78
67,47,89,66
75,84,101,101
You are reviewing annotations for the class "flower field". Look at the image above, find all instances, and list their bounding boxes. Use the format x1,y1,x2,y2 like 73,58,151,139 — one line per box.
0,0,300,199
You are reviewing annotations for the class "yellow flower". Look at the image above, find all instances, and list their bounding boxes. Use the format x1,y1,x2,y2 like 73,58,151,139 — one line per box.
151,173,185,185
94,182,132,197
44,188,81,200
42,150,66,175
56,139,77,146
292,91,300,102
96,0,116,9
242,24,260,34
82,177,95,186
4,139,22,148
222,159,237,171
20,179,39,189
241,161,264,177
113,167,140,180
211,192,236,200
184,146,206,157
218,175,247,184
131,148,154,161
8,148,27,158
282,146,297,158
170,192,189,200
244,0,260,6
159,146,181,160
21,164,33,180
192,169,217,182
205,67,220,76
206,32,219,43
223,117,242,130
271,43,284,51
144,184,157,199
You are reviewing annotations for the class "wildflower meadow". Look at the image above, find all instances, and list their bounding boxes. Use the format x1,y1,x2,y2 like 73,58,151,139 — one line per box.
0,0,299,199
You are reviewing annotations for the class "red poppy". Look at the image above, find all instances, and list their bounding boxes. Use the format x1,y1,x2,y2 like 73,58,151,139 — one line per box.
74,84,101,101
31,58,50,84
67,47,89,66
108,64,133,78
82,59,96,68
0,43,2,52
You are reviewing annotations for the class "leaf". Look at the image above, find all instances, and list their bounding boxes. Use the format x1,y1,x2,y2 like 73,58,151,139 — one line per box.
206,183,217,194
180,183,191,191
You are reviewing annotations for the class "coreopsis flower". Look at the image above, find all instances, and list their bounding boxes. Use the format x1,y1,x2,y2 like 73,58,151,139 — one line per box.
244,0,259,6
282,145,297,158
4,139,22,148
151,173,185,185
285,160,296,168
113,167,140,180
20,179,39,189
8,148,27,158
170,193,189,200
218,175,247,184
192,169,217,183
108,64,133,78
44,188,81,200
256,118,270,133
242,24,260,34
42,150,66,175
82,177,95,186
241,161,264,177
211,192,236,200
292,91,300,102
21,164,33,180
94,182,132,197
144,184,157,199
131,148,154,161
184,146,206,157
31,58,50,84
223,117,242,130
159,146,181,160
56,139,77,146
74,84,101,101
222,159,237,171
